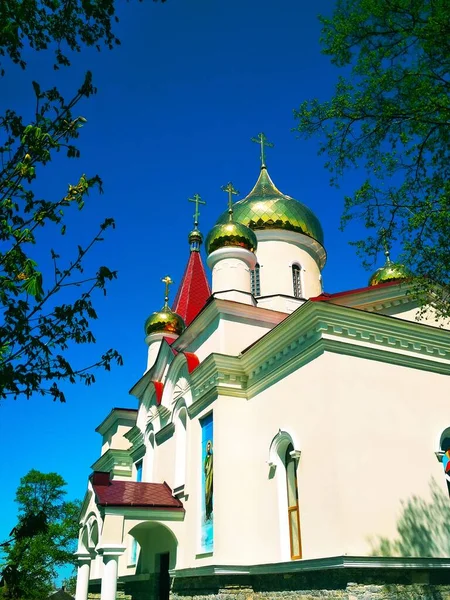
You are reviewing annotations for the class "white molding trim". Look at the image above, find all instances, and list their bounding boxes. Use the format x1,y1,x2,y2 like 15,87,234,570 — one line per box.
171,555,450,578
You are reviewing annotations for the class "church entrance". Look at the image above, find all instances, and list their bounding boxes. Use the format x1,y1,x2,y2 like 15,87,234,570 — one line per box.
158,552,170,600
128,521,178,600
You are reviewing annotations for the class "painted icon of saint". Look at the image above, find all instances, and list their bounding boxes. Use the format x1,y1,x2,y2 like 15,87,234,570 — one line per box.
204,440,213,521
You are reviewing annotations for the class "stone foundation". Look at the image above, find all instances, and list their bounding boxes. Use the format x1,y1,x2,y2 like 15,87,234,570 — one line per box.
171,568,450,600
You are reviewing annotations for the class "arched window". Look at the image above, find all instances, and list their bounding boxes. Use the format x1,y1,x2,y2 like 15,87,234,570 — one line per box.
174,406,188,489
292,264,301,298
250,263,261,296
135,459,143,482
285,443,302,559
269,431,302,561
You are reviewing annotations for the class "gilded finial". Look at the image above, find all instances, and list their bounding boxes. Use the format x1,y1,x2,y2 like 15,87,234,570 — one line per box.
188,193,206,229
221,182,239,222
161,275,173,308
251,132,274,167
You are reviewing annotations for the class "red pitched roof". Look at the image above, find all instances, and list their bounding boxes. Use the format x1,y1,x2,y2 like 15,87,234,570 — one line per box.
91,474,183,510
310,279,401,302
172,251,211,326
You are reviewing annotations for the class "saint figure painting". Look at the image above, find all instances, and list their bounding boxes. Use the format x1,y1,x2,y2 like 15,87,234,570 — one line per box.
200,413,213,552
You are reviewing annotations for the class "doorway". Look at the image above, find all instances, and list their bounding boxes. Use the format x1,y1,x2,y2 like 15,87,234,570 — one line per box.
158,552,170,600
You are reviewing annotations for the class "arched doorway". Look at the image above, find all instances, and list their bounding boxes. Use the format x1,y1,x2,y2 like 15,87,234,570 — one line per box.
129,522,178,600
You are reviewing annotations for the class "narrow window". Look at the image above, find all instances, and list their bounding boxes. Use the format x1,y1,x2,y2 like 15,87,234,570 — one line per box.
135,459,143,482
130,538,138,565
250,263,261,296
285,444,302,559
292,265,301,298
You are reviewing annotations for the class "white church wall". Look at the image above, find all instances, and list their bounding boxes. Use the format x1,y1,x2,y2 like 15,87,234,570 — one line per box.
323,352,449,557
207,350,449,565
209,354,343,565
188,315,274,361
255,233,323,300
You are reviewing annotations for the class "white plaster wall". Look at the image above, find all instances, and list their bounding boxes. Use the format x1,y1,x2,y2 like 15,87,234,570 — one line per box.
210,352,450,565
101,422,133,455
187,315,276,362
255,238,322,299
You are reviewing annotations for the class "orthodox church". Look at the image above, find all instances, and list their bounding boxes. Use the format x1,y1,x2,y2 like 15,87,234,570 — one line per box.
76,135,450,600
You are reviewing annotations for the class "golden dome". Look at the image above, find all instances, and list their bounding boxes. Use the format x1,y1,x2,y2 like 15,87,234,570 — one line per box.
215,167,324,246
188,228,203,245
205,221,258,255
369,258,409,286
144,305,186,336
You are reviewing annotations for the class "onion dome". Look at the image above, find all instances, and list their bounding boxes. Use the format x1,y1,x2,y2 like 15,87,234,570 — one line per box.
215,166,324,246
369,253,409,286
206,221,257,254
144,276,186,336
188,228,203,248
206,180,258,255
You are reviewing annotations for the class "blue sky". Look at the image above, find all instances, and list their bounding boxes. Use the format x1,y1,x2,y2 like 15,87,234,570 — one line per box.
0,0,378,577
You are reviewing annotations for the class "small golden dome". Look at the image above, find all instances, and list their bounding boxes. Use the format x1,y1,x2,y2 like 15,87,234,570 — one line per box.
205,221,258,255
215,167,324,246
188,228,203,245
144,305,186,336
369,259,409,286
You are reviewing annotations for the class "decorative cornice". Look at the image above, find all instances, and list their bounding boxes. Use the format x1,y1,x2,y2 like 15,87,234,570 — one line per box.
155,422,175,445
103,505,185,521
95,408,137,436
91,449,133,479
184,300,449,409
124,425,144,447
174,297,286,353
171,555,450,579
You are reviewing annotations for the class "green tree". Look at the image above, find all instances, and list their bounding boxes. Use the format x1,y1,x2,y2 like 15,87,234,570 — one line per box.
295,0,450,318
0,470,81,600
0,1,164,401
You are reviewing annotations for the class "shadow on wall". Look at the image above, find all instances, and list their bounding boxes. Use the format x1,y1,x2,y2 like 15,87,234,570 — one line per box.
370,479,450,558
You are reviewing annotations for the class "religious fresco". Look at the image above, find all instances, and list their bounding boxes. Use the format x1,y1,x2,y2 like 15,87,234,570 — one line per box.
443,448,450,495
200,413,213,552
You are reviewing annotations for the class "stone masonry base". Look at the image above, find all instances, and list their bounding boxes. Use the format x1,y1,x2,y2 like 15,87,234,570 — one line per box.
170,568,450,600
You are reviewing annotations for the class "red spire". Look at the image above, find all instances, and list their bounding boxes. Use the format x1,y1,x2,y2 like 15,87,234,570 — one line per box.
172,250,211,326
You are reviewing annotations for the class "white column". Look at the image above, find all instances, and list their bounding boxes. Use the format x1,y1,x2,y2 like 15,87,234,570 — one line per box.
207,247,257,305
98,545,125,600
74,552,92,600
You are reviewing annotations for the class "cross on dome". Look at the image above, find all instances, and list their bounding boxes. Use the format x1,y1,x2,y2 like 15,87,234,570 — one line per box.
161,275,173,307
251,132,274,167
221,182,239,222
188,193,206,229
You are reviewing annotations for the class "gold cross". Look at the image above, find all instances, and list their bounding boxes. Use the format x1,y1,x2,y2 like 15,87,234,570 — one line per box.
161,275,173,306
188,193,206,228
221,182,239,221
251,132,274,166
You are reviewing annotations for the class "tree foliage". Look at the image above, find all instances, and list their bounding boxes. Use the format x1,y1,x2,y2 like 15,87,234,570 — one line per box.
0,0,165,73
0,470,81,600
295,0,450,317
0,1,164,401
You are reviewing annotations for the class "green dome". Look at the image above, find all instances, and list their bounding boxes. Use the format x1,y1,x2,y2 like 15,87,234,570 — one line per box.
215,167,324,246
206,221,257,255
369,259,409,286
145,306,185,336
